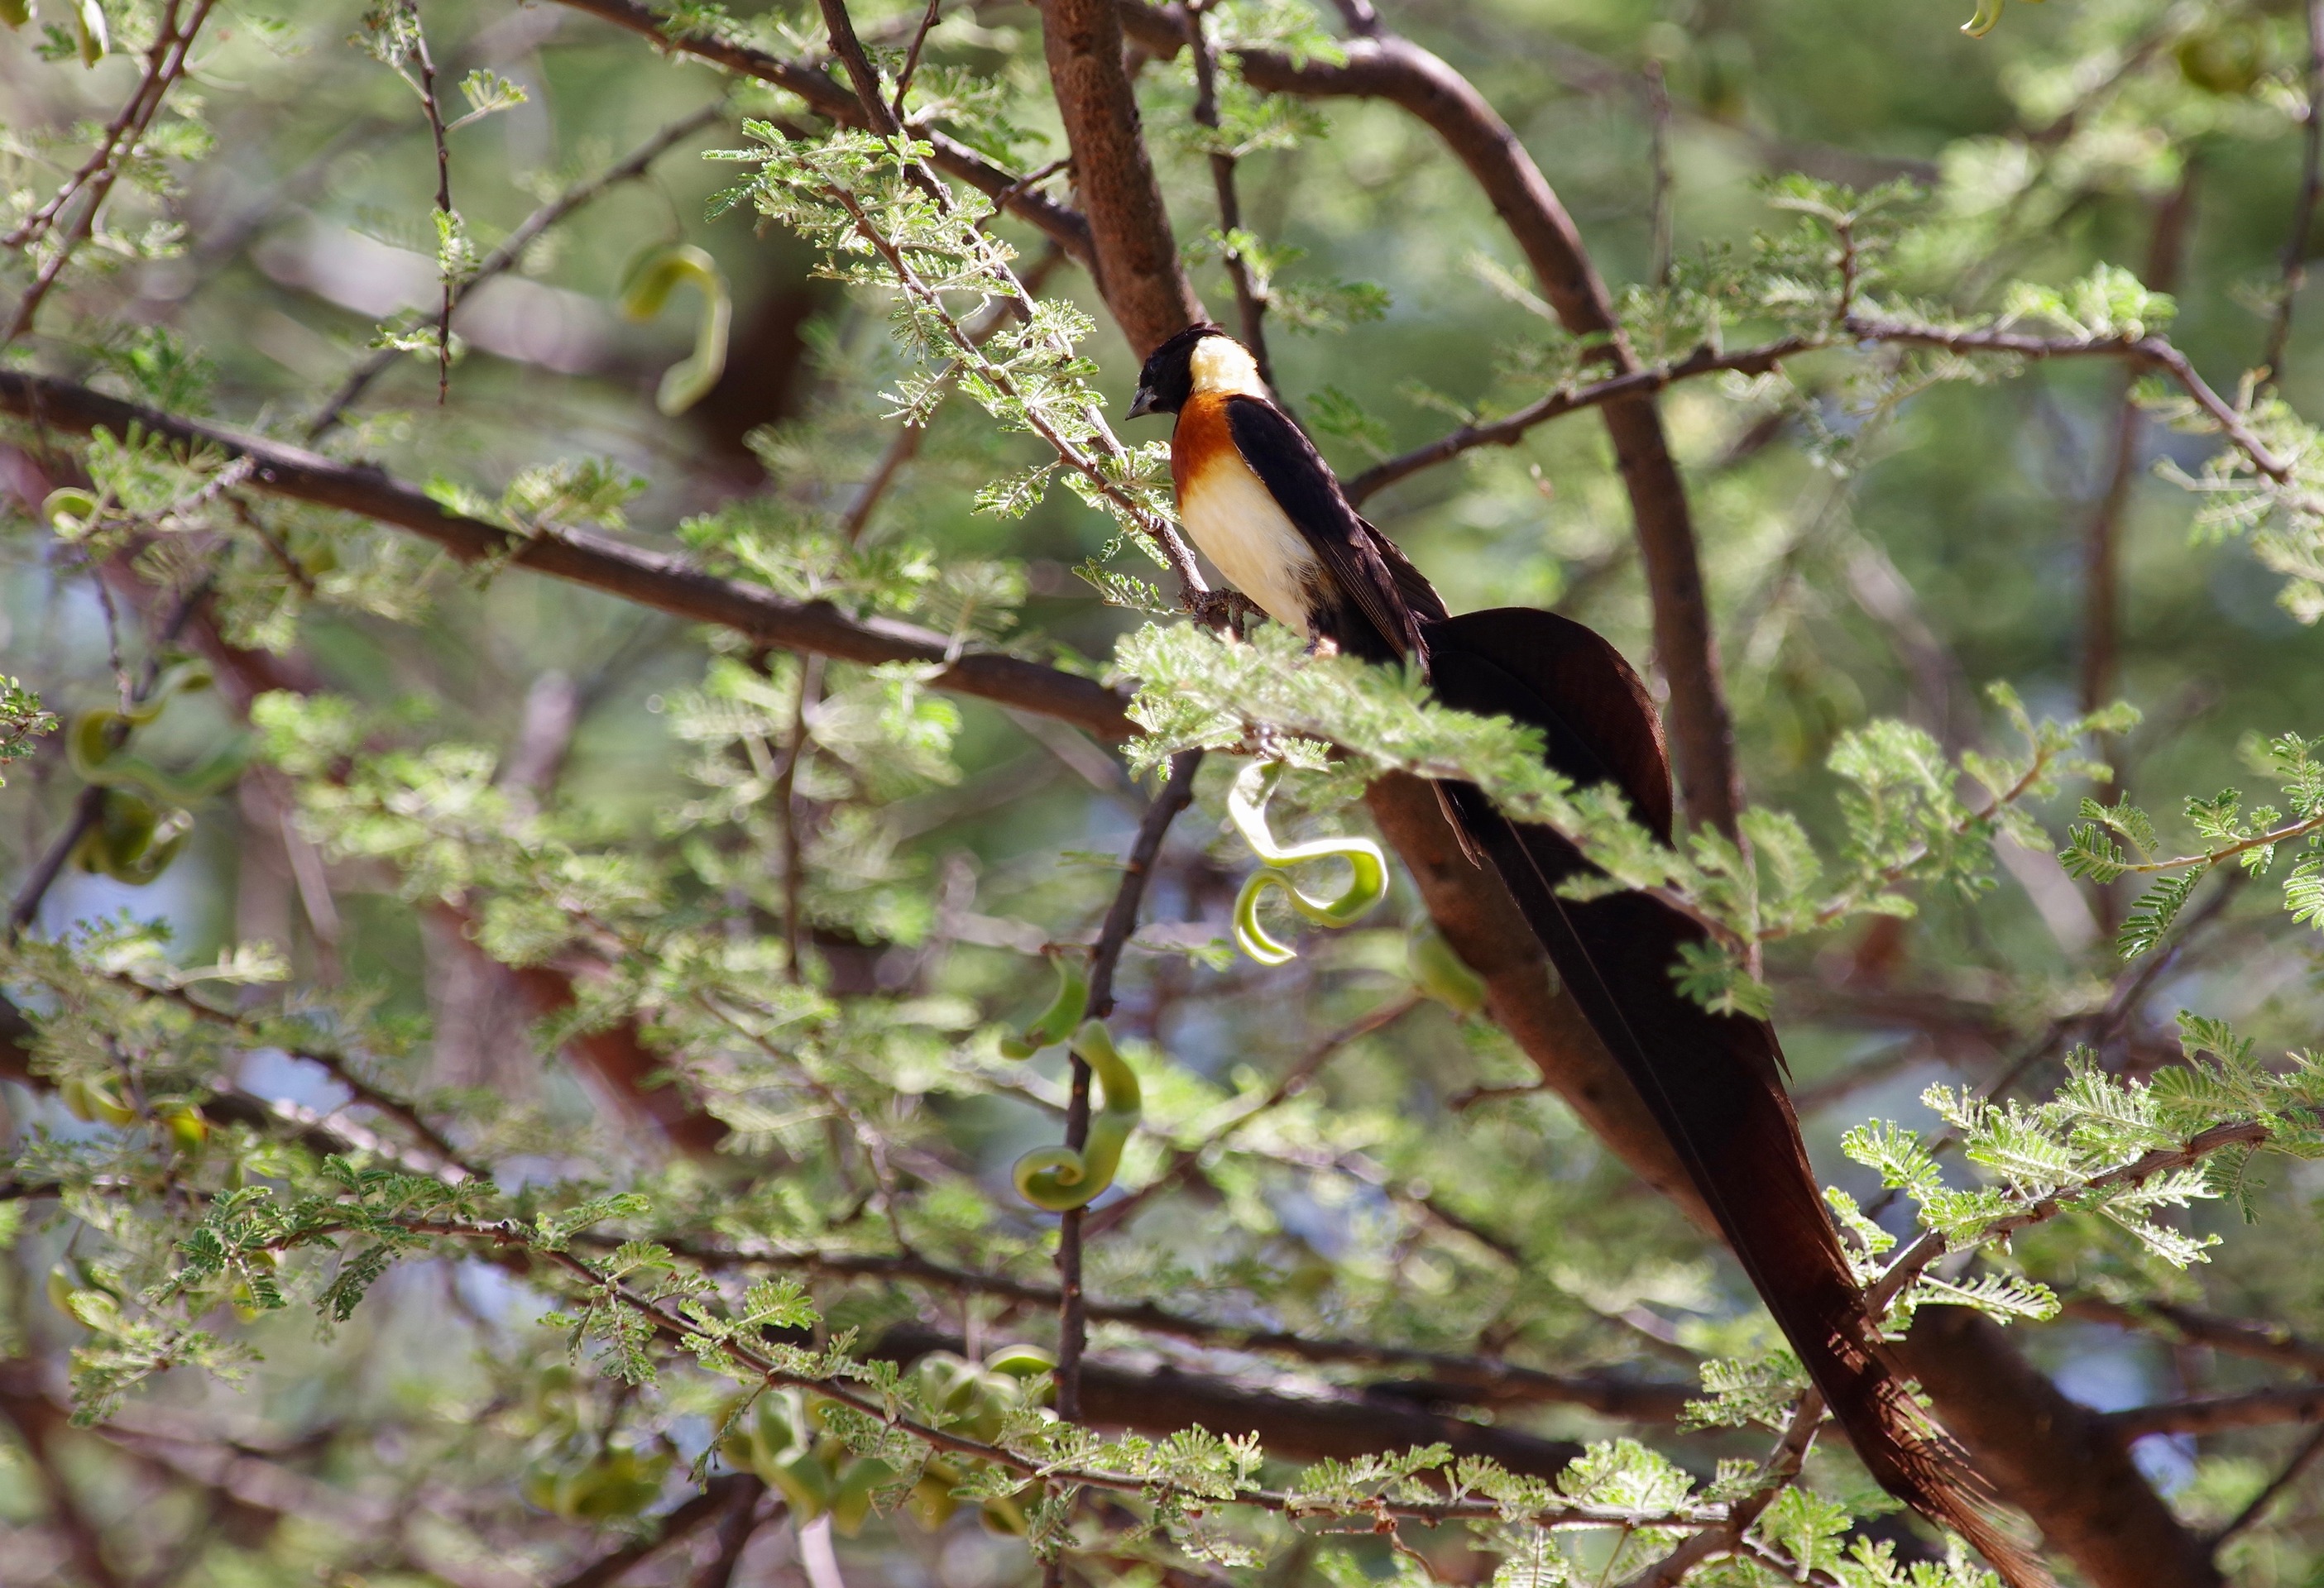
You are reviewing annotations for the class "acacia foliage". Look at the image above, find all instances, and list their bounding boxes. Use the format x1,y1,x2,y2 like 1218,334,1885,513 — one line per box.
3,0,2324,1583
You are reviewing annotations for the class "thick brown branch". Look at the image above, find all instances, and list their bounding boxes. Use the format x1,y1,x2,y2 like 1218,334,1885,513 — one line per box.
1037,0,1207,352
1896,1306,2224,1588
0,372,1134,742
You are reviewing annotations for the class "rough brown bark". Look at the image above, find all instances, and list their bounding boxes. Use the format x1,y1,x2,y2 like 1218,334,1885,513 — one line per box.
1034,0,1207,352
1896,1308,2224,1588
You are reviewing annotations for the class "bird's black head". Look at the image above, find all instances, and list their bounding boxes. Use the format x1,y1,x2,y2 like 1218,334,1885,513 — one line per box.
1126,323,1232,419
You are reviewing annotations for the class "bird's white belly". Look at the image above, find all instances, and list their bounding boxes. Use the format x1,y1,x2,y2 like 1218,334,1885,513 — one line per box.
1179,460,1320,637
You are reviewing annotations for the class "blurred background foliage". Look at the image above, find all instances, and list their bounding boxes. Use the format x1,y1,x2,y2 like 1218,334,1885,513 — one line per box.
3,0,2324,1581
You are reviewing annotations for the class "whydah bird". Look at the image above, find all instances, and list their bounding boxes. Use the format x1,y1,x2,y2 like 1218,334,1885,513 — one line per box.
1128,324,2044,1585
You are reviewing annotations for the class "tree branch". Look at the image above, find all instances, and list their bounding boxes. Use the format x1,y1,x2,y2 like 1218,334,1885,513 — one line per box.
870,1326,1588,1480
1622,1390,1823,1588
2064,1295,2324,1376
552,1476,759,1588
1345,338,1813,504
307,100,729,439
2106,1384,2324,1440
1186,0,1277,390
2,0,219,347
2209,1426,2324,1550
1895,1305,2224,1588
1035,0,1208,353
2266,0,2324,385
0,371,1135,741
547,0,1095,264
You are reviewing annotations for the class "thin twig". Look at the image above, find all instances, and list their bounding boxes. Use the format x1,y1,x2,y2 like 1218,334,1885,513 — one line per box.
2082,164,2199,813
891,0,944,125
817,0,905,140
7,578,209,939
139,977,482,1177
285,1213,1727,1534
819,184,1211,604
3,0,218,347
2266,0,2324,385
305,100,726,440
406,4,458,404
1643,60,1673,290
778,656,825,982
1348,314,2294,506
1865,1116,2278,1318
1085,751,1203,1020
838,246,1064,542
1186,1,1277,395
1057,749,1200,1429
2211,1426,2324,1549
1081,992,1420,1236
1621,1391,1823,1588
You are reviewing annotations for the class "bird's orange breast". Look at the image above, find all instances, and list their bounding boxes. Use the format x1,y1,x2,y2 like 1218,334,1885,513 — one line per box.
1170,391,1241,500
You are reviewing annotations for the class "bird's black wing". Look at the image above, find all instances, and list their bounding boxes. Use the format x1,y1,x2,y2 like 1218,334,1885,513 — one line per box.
1224,395,1429,663
1358,514,1450,628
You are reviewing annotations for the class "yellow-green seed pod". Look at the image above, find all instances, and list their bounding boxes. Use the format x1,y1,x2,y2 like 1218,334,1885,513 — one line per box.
161,1101,208,1153
620,244,731,416
999,949,1089,1058
1224,760,1387,965
41,486,96,532
1013,1019,1141,1212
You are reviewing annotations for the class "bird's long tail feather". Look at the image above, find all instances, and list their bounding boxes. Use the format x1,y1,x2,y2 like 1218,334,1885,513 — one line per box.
1423,609,2047,1588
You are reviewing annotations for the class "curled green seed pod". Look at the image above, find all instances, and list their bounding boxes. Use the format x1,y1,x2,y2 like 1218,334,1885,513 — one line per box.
42,486,96,532
1013,1019,1140,1212
71,787,192,884
1226,760,1387,965
620,244,731,416
1407,921,1488,1016
998,949,1088,1058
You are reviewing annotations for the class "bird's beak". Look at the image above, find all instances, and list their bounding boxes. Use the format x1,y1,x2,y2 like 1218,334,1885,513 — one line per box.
1126,385,1161,420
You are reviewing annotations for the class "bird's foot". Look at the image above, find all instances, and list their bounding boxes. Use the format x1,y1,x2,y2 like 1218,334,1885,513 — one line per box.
1191,588,1261,639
